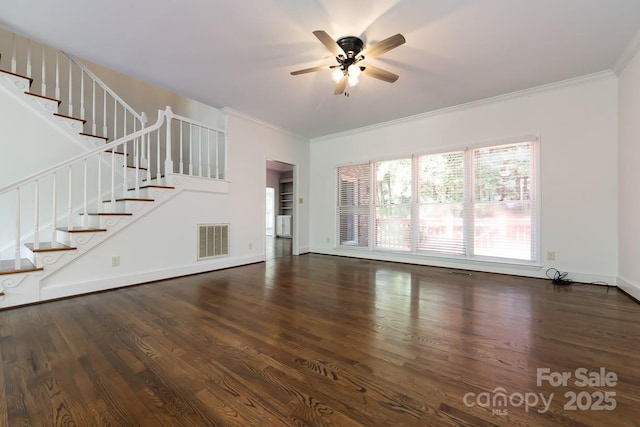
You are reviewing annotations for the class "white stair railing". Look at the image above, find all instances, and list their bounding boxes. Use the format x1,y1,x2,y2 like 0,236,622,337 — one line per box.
0,28,146,141
0,107,226,270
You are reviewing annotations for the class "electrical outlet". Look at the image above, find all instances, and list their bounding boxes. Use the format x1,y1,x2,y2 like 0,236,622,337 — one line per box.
249,242,253,250
326,237,330,244
112,256,120,267
546,251,556,261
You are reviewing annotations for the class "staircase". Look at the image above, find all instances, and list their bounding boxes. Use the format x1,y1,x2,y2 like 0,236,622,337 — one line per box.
0,29,227,309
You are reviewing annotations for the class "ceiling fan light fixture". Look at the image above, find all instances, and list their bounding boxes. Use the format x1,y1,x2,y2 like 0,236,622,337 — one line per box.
332,68,344,82
348,73,359,87
347,64,361,78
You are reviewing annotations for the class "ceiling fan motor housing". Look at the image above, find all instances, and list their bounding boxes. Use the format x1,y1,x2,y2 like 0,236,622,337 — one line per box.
337,36,364,58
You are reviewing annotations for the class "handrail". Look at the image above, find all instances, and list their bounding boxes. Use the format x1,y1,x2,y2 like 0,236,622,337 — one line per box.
1,105,227,271
0,110,165,196
65,53,145,125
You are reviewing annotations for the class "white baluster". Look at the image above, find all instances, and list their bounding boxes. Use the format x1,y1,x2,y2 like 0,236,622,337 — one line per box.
55,51,60,100
140,112,148,168
198,126,203,177
14,188,21,270
41,48,46,96
51,172,57,243
215,131,220,179
83,159,88,226
68,65,73,117
26,39,32,78
11,33,17,74
113,99,118,140
92,81,97,135
146,131,152,183
34,179,40,249
97,153,102,210
110,148,116,203
179,121,184,174
80,70,85,121
67,166,73,229
123,140,128,198
156,130,161,181
164,106,173,177
207,129,211,178
189,123,194,176
103,88,108,138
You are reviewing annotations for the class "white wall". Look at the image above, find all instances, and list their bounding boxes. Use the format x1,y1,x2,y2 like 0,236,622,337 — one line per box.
618,48,640,300
309,74,619,282
226,111,310,254
0,89,86,188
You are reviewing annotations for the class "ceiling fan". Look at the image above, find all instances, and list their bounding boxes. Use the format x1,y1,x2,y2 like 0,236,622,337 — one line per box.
291,30,406,95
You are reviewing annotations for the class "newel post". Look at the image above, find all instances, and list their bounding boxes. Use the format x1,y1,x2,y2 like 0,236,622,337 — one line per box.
164,106,174,178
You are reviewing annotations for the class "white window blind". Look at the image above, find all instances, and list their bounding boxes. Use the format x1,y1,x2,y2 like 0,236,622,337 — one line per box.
471,141,535,261
374,158,412,251
337,163,370,247
417,151,465,255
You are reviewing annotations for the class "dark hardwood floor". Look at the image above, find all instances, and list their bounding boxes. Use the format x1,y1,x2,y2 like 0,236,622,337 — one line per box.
266,236,292,260
0,254,638,426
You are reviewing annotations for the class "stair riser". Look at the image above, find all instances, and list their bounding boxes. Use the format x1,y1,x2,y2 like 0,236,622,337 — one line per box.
52,114,85,133
24,93,59,114
56,229,107,247
83,215,131,229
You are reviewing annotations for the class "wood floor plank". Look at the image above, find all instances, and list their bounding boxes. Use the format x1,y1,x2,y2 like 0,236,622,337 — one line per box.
0,254,639,425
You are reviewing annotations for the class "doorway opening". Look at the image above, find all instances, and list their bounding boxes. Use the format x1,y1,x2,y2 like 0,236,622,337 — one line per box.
266,160,295,259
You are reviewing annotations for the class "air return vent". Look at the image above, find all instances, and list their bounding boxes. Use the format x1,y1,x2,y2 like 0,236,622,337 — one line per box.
198,224,229,260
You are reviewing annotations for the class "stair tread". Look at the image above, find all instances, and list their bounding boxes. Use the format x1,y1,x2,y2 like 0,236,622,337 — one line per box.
0,68,34,86
53,112,87,124
103,198,154,203
56,226,107,233
0,259,43,275
79,132,108,141
24,91,62,105
25,242,76,252
82,212,133,216
128,185,176,191
142,185,175,189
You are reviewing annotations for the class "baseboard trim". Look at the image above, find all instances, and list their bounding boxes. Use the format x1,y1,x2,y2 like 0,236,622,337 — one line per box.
617,276,640,303
40,254,263,302
309,247,617,285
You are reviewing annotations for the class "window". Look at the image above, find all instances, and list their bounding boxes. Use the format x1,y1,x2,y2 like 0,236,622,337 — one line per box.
336,139,537,264
337,163,370,247
374,158,412,251
471,142,534,261
417,151,465,255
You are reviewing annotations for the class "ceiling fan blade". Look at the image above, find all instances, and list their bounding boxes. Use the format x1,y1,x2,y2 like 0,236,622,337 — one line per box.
334,76,347,95
313,30,346,57
362,64,399,83
360,33,406,59
290,65,334,75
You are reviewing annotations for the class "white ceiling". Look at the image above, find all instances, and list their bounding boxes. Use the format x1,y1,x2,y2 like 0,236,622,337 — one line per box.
2,1,640,139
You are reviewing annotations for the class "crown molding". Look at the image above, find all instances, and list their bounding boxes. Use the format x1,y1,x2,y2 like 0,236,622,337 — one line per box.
613,27,640,76
311,70,616,143
222,107,308,142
